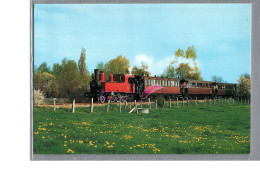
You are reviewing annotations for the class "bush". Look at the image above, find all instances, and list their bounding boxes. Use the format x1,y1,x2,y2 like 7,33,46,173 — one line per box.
157,95,165,108
34,89,45,104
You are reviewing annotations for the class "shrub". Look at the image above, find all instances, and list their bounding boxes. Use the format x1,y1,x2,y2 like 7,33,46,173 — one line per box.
157,95,165,108
34,89,45,104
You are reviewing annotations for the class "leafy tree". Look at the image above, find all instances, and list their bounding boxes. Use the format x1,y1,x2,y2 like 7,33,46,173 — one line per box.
78,48,91,89
211,75,224,83
131,63,150,76
185,45,197,61
162,64,176,78
96,55,130,80
237,74,251,99
176,63,193,79
34,63,55,97
37,62,51,73
175,48,185,58
58,58,82,99
108,55,130,74
163,46,202,80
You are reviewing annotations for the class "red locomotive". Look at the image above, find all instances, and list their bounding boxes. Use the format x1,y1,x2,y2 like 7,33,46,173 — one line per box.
86,69,236,102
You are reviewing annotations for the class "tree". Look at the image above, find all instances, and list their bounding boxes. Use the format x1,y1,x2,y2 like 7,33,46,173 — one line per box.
37,62,51,73
237,74,251,99
175,48,185,58
131,63,150,76
108,55,130,74
78,48,91,89
58,58,82,99
34,63,55,97
185,45,197,61
162,64,176,78
96,55,130,80
211,75,224,83
163,46,202,80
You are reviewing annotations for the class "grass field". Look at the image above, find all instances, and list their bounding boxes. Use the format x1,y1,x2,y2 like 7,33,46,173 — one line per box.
33,101,250,154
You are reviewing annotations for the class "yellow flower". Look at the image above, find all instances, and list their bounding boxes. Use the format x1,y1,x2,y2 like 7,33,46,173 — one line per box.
34,132,39,135
94,145,97,148
130,147,132,149
105,141,109,144
67,149,74,154
89,141,93,146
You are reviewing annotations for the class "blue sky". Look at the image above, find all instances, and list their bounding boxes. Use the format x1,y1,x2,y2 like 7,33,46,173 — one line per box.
34,3,251,83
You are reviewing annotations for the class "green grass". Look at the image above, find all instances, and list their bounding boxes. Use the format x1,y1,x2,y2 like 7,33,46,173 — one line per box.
33,101,250,154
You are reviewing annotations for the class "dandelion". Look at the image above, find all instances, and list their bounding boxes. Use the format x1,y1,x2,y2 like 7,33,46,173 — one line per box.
89,141,93,146
67,149,74,154
79,140,83,144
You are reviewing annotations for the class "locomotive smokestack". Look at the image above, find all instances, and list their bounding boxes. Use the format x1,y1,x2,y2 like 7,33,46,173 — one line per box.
94,69,99,80
99,71,105,82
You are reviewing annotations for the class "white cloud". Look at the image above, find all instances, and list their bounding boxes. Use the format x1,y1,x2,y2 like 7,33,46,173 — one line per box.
131,54,202,76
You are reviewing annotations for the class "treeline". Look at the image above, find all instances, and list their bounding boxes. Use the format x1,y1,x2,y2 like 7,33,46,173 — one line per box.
34,46,251,101
34,48,91,102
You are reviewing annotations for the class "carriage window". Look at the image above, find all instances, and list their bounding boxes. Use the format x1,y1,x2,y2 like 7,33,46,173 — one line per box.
159,80,161,86
165,80,168,86
152,80,155,85
148,79,150,86
174,81,178,87
171,81,174,87
162,80,164,86
167,81,170,87
189,82,192,87
145,79,147,86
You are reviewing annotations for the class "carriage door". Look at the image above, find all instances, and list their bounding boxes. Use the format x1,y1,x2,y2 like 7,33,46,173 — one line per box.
128,78,134,93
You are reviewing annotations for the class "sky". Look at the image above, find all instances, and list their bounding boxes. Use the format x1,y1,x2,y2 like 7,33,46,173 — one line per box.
34,3,251,83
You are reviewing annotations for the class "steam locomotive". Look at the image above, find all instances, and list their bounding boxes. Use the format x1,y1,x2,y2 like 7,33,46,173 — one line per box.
86,69,236,102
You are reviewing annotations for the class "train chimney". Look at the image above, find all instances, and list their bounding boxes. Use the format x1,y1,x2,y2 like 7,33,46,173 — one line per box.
94,69,99,80
99,71,105,82
109,75,113,82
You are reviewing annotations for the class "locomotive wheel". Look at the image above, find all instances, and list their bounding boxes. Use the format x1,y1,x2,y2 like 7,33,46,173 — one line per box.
100,96,106,103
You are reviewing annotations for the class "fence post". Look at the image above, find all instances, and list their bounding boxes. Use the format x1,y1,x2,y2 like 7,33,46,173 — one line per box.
176,97,179,107
163,99,165,108
187,97,189,107
141,100,143,108
134,100,137,108
204,98,206,106
53,98,56,112
155,100,157,109
119,100,122,112
182,98,184,107
221,98,223,105
90,98,93,113
107,100,110,112
148,98,151,109
125,101,127,109
72,99,75,113
169,99,171,108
